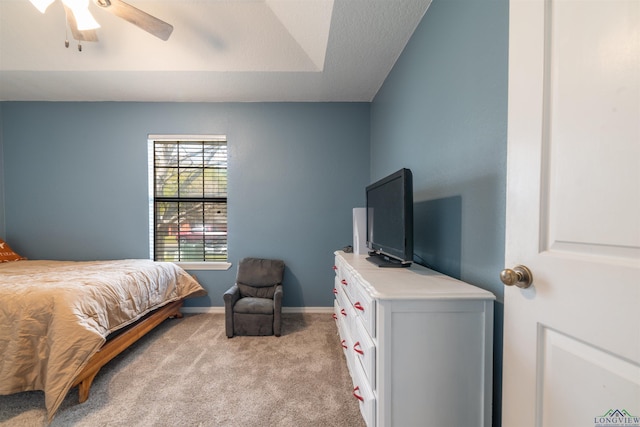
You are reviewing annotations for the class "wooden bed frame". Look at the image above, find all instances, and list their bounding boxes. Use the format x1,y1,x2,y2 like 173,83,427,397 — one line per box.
71,299,184,403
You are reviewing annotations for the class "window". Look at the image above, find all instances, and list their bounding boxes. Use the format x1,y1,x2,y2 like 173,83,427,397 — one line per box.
149,136,228,264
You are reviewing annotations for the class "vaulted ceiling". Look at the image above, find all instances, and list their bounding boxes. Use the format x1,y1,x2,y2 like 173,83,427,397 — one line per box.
0,0,432,102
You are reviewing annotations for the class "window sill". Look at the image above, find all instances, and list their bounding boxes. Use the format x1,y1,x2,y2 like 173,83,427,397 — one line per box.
174,262,232,271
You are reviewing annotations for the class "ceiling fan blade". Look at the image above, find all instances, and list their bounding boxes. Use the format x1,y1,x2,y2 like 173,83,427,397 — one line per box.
64,4,99,42
95,0,173,41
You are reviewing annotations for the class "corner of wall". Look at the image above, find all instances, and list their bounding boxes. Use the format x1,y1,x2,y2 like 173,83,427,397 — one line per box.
0,103,5,238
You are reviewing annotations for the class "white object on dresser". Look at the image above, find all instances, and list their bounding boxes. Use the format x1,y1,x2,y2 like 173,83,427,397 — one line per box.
352,207,368,255
333,251,495,427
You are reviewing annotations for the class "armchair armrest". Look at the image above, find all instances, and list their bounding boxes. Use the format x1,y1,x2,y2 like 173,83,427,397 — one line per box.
273,284,283,337
224,284,240,306
273,284,283,309
224,284,240,338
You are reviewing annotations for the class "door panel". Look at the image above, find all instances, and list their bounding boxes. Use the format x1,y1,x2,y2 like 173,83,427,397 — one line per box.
503,0,640,426
545,1,640,255
538,327,640,426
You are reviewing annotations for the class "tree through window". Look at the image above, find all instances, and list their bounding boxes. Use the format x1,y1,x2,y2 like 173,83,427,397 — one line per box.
150,137,227,262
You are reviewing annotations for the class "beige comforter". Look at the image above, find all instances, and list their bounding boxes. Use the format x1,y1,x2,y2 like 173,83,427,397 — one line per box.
0,259,206,420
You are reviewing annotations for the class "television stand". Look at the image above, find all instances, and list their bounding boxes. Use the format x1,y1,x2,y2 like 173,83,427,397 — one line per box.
366,253,411,268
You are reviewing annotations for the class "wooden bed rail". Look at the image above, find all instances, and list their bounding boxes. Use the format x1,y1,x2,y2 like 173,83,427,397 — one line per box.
72,299,184,403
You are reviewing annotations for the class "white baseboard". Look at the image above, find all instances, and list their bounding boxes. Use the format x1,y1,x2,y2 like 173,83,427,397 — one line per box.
181,306,332,314
181,307,225,314
283,307,333,314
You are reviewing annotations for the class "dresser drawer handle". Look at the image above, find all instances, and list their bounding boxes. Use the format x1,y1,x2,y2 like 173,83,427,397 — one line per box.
341,308,347,317
341,339,348,349
353,386,365,402
353,301,364,311
341,279,348,286
353,341,364,355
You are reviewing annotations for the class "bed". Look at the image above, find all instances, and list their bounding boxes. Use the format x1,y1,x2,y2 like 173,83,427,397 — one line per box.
0,254,207,421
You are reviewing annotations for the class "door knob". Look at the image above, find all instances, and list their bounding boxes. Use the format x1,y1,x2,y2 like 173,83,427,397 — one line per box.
500,265,533,288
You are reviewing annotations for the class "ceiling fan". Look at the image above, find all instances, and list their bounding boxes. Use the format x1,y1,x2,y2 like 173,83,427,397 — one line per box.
28,0,173,45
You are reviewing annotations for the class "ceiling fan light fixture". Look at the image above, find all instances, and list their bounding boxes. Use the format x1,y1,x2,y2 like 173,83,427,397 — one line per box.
72,8,100,30
28,0,55,13
62,0,101,30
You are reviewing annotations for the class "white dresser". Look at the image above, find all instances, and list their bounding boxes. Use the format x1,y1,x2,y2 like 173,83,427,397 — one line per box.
333,251,495,427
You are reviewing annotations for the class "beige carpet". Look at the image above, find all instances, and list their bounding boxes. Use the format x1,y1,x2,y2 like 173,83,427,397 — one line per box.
0,313,366,427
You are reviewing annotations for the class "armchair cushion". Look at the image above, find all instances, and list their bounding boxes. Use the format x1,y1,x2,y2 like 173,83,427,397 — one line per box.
238,283,278,299
234,297,274,315
237,258,285,287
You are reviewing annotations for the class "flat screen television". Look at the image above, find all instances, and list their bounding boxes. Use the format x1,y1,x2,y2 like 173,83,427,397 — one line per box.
366,168,413,267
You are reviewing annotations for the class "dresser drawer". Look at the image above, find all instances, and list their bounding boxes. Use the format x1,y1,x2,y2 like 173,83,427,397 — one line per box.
333,256,349,286
350,352,376,427
351,315,376,388
335,283,355,324
334,301,351,365
336,259,376,338
349,277,376,338
340,266,361,304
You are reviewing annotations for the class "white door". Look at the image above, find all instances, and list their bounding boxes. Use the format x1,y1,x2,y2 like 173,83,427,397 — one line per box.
502,0,640,426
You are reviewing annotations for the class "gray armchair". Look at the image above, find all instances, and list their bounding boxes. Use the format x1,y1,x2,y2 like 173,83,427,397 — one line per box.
223,257,285,338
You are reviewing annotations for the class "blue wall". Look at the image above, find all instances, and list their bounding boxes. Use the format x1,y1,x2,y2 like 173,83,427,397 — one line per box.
370,0,508,425
1,102,370,308
0,104,5,238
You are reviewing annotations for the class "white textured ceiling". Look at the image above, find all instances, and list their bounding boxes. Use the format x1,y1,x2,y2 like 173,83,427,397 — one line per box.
0,0,431,102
